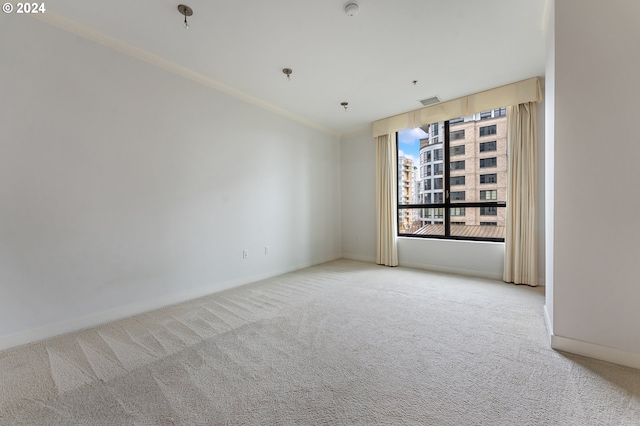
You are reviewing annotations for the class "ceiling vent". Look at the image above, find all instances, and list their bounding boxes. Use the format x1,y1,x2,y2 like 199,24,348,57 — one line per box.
419,96,441,107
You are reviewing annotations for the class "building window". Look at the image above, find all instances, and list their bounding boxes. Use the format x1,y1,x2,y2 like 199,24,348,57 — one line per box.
480,173,497,184
450,117,464,124
480,190,498,200
426,151,431,162
450,160,465,170
450,191,465,201
396,110,507,242
479,125,497,137
480,206,497,216
480,111,492,120
450,130,465,140
479,141,497,152
450,145,465,156
494,107,506,117
450,176,465,186
480,157,497,168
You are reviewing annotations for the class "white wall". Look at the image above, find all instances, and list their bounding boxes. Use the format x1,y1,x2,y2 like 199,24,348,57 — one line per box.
0,16,341,348
341,130,377,262
341,109,546,283
544,2,556,331
549,0,640,366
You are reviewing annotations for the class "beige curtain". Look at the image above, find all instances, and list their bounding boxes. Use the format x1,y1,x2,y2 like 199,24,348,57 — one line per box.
504,103,538,285
372,77,542,138
376,134,399,267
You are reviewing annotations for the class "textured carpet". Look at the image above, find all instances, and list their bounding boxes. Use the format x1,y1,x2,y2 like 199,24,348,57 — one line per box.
1,259,639,425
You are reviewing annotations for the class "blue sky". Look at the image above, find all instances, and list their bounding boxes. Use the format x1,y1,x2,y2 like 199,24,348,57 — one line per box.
397,127,427,164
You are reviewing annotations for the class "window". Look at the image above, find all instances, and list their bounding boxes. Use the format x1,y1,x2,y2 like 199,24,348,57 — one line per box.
450,191,465,201
479,141,497,152
450,117,464,124
480,111,492,120
480,190,497,200
450,160,465,170
450,176,465,186
480,173,497,184
480,206,497,216
480,157,497,168
450,130,465,140
494,107,506,117
396,110,507,242
450,145,465,156
479,125,497,137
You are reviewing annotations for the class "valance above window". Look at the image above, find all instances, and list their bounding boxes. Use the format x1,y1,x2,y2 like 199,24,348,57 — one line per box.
372,77,542,138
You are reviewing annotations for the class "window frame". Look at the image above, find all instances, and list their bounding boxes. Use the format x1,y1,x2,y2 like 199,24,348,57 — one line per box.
479,124,497,137
396,121,505,243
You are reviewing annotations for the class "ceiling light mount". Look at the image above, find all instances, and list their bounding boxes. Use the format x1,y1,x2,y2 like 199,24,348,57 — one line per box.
341,102,349,111
344,2,359,16
178,4,193,30
282,68,293,80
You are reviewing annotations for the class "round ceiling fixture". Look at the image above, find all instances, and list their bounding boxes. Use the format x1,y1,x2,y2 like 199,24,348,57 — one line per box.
344,2,359,16
178,5,193,29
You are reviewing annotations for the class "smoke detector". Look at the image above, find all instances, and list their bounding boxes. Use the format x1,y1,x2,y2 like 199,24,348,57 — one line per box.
344,2,359,16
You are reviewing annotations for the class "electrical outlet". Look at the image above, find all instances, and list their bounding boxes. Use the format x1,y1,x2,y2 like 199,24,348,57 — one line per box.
243,249,248,259
265,246,270,255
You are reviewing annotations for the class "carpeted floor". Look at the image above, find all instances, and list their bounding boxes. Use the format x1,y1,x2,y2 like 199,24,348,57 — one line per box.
1,259,639,425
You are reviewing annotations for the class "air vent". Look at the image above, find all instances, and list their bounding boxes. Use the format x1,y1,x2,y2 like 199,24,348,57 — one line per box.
419,96,441,106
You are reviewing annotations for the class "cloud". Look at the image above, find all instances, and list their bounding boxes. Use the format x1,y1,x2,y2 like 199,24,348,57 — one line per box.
398,128,428,146
398,149,418,165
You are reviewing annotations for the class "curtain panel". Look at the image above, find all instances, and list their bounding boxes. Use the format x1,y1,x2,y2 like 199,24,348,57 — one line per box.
503,103,538,286
376,134,399,267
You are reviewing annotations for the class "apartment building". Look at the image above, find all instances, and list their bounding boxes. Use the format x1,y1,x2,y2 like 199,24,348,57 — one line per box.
415,109,507,234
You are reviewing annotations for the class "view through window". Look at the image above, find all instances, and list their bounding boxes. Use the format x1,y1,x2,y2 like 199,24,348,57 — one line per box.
396,108,507,241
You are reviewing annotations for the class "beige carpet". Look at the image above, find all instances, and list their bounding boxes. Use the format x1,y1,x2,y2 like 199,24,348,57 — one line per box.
1,259,639,425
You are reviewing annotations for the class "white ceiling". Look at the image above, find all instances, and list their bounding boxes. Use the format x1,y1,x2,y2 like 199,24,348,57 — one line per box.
42,0,547,136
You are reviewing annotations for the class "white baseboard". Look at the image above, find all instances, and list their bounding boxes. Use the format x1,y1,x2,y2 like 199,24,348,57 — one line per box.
399,261,503,281
550,334,640,370
0,255,340,352
341,253,376,264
